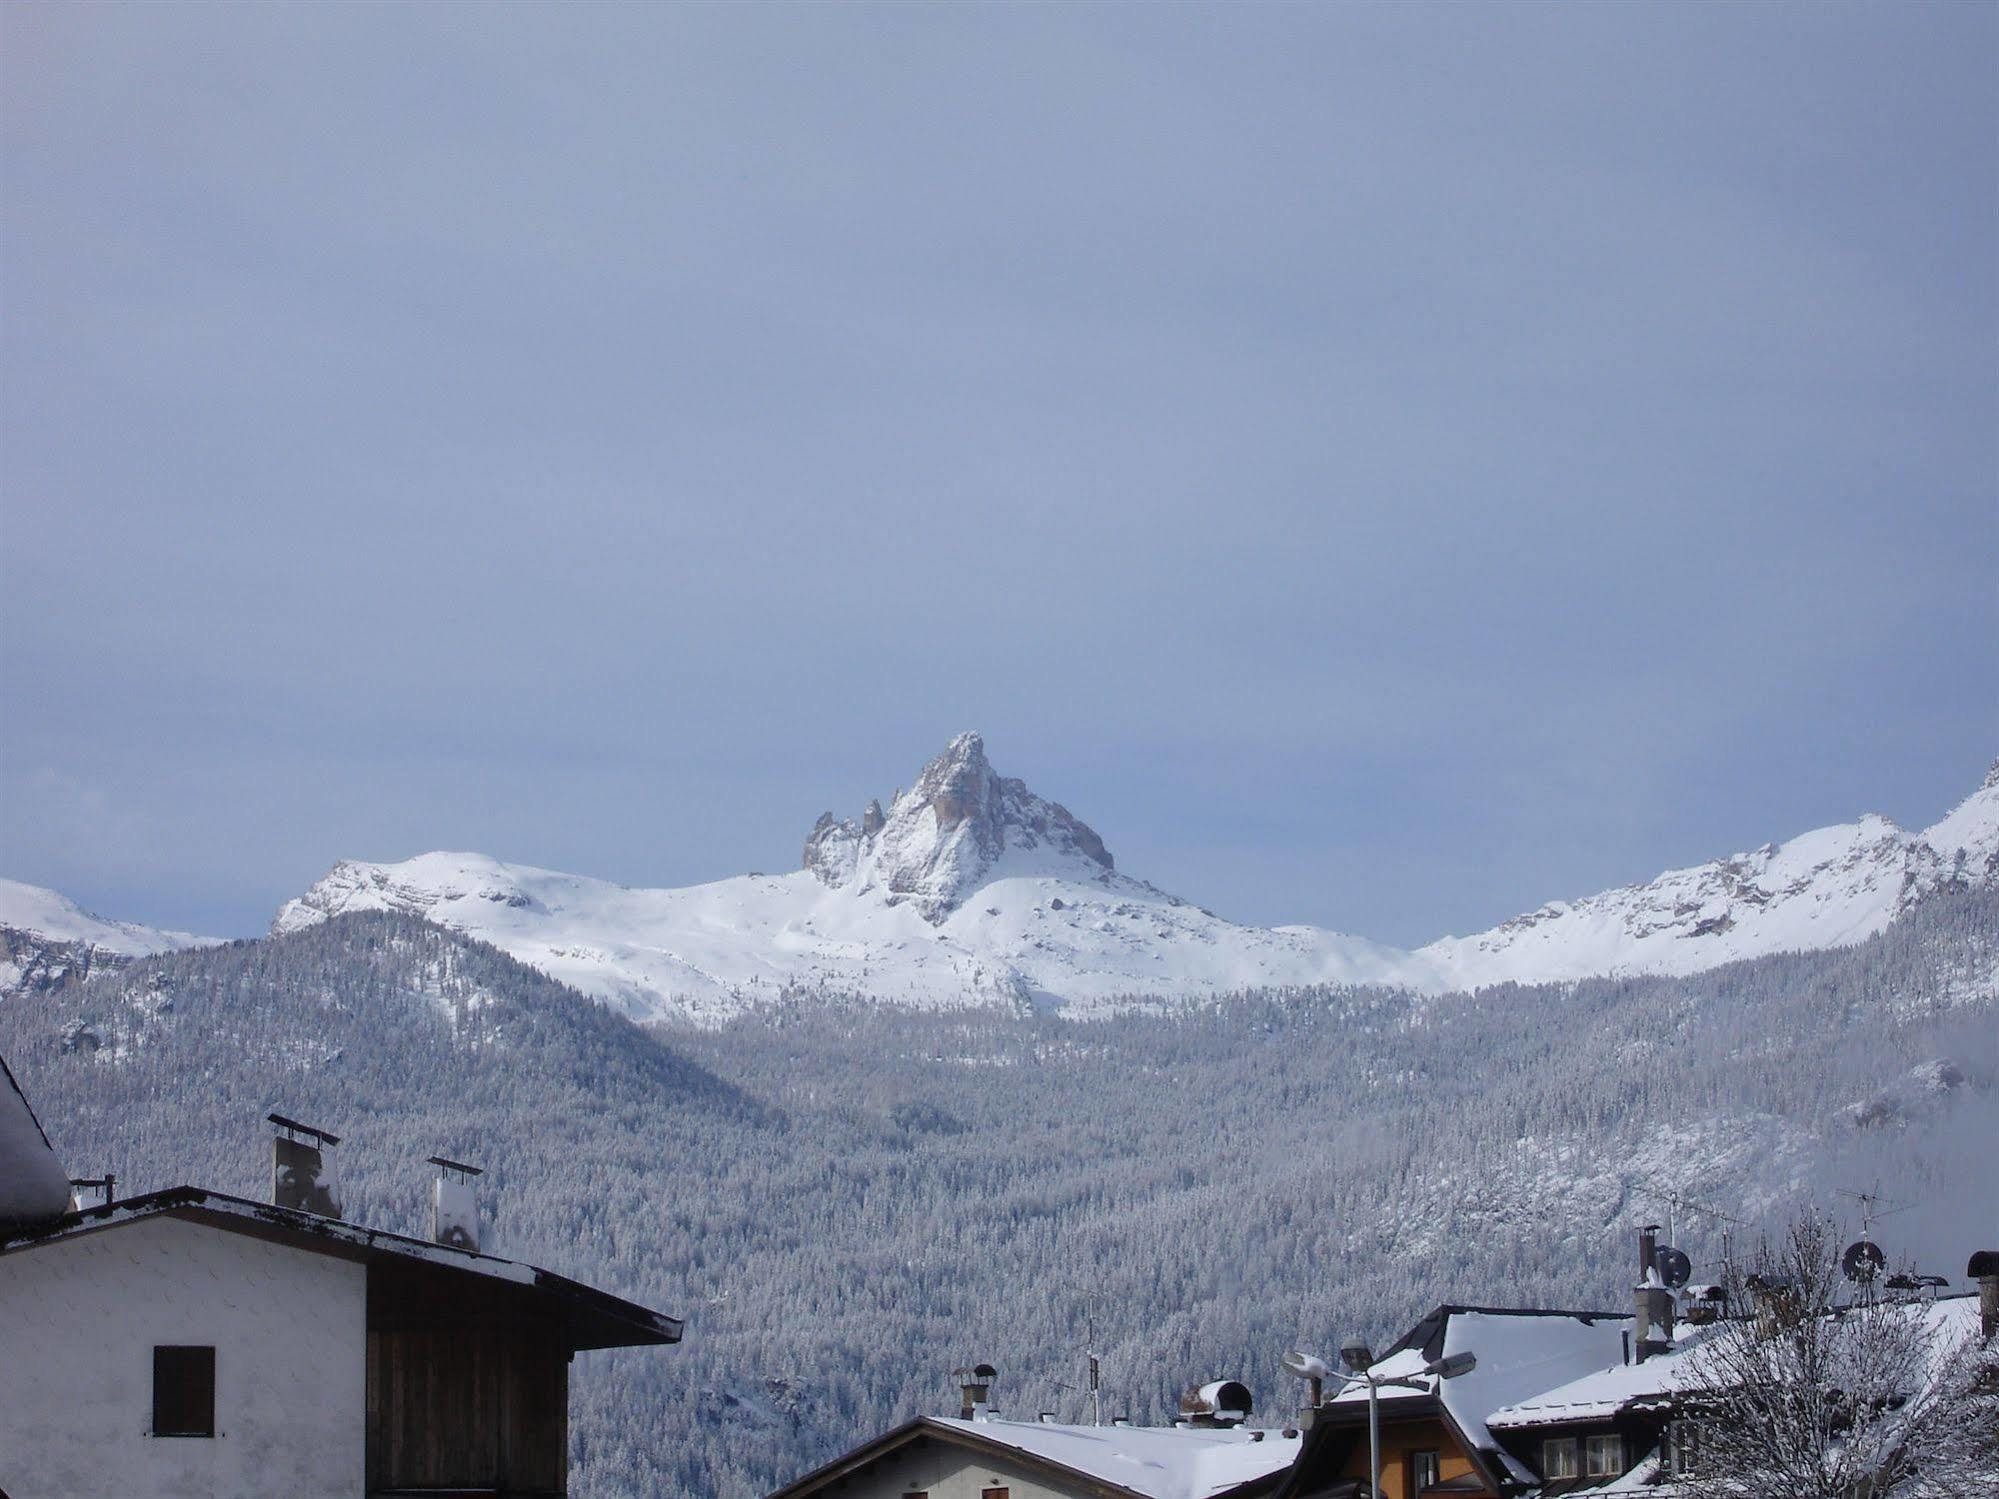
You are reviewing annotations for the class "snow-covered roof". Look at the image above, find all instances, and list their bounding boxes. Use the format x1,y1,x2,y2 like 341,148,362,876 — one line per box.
1325,1307,1631,1460
1485,1336,1710,1429
769,1415,1301,1499
931,1417,1303,1499
0,1184,681,1350
1487,1295,1986,1429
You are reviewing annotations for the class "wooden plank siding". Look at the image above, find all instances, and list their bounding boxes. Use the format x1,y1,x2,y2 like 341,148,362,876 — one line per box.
366,1259,570,1497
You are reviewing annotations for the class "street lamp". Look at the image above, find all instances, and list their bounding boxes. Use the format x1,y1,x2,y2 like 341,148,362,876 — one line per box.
1283,1343,1477,1499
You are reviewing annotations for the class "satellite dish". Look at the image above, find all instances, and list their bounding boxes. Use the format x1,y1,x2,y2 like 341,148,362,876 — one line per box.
1842,1240,1887,1284
1655,1245,1693,1289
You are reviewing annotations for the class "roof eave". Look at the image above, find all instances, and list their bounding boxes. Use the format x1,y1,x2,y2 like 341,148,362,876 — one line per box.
0,1185,681,1349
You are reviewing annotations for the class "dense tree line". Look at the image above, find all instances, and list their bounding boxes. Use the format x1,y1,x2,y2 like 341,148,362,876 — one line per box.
2,891,1993,1498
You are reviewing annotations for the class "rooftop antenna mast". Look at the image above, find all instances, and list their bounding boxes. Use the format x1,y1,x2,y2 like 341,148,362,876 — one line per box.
1657,1187,1746,1262
1085,1300,1102,1427
1837,1187,1913,1243
1836,1187,1913,1304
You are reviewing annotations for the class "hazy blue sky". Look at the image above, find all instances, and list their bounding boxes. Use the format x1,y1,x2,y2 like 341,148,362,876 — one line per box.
3,1,1993,944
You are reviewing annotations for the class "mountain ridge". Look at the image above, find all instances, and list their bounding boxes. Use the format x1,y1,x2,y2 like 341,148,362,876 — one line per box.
260,739,1999,1025
0,878,219,1001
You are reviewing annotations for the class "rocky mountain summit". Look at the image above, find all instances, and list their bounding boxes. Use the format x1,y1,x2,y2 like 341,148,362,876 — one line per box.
21,742,1998,1026
803,732,1114,921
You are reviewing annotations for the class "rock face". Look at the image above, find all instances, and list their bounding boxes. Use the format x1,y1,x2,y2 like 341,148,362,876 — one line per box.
0,880,216,1002
803,732,1115,922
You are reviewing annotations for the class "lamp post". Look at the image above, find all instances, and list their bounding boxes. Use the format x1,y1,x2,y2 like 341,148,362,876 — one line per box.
1283,1341,1476,1499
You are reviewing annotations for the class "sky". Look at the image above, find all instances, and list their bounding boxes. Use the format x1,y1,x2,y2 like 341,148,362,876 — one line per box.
2,1,1994,945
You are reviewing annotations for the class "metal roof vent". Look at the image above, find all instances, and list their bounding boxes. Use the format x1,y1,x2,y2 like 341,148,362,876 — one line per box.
269,1113,342,1218
1178,1380,1253,1428
428,1156,483,1250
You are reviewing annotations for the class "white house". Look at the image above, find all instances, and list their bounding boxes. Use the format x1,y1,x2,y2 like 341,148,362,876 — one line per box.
0,1087,681,1499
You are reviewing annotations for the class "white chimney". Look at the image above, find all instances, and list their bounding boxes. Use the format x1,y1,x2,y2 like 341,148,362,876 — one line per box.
428,1156,483,1250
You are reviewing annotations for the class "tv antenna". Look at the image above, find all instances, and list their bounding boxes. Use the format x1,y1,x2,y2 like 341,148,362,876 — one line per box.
1837,1187,1913,1241
1655,1187,1746,1263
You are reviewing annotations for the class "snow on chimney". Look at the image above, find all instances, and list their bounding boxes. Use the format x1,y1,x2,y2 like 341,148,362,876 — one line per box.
956,1363,997,1421
1178,1380,1253,1428
428,1156,483,1250
1634,1224,1675,1362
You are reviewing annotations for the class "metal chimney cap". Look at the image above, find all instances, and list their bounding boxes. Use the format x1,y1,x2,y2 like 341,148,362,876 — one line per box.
427,1155,484,1177
267,1113,341,1147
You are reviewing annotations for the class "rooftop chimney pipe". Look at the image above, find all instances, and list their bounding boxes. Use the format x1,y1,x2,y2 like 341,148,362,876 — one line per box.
1634,1224,1674,1363
1970,1251,1999,1339
269,1114,342,1218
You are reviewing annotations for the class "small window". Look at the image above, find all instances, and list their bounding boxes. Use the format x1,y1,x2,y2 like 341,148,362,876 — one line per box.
1542,1437,1578,1479
981,1489,1009,1499
901,1493,929,1499
1409,1448,1442,1495
1584,1434,1625,1477
152,1346,215,1437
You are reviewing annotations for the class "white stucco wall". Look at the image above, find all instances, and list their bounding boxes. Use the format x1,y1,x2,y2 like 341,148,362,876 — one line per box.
828,1440,1091,1499
0,1214,368,1499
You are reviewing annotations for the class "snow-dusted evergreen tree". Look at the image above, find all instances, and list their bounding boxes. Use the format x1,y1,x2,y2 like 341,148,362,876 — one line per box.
3,888,1994,1498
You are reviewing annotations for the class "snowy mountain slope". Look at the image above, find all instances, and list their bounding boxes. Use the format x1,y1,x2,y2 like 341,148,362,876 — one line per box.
270,737,1416,1024
0,879,218,1000
1412,760,1999,988
272,738,1999,1025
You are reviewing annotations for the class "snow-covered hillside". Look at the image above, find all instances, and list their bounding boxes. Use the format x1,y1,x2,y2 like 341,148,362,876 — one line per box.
270,736,1999,1025
0,879,218,1000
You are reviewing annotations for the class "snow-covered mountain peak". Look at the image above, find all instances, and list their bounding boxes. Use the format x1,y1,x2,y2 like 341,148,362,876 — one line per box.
803,732,1115,922
260,745,1998,1025
1922,759,1999,880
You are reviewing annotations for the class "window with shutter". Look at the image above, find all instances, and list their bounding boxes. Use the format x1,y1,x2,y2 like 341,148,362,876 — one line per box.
152,1346,216,1437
